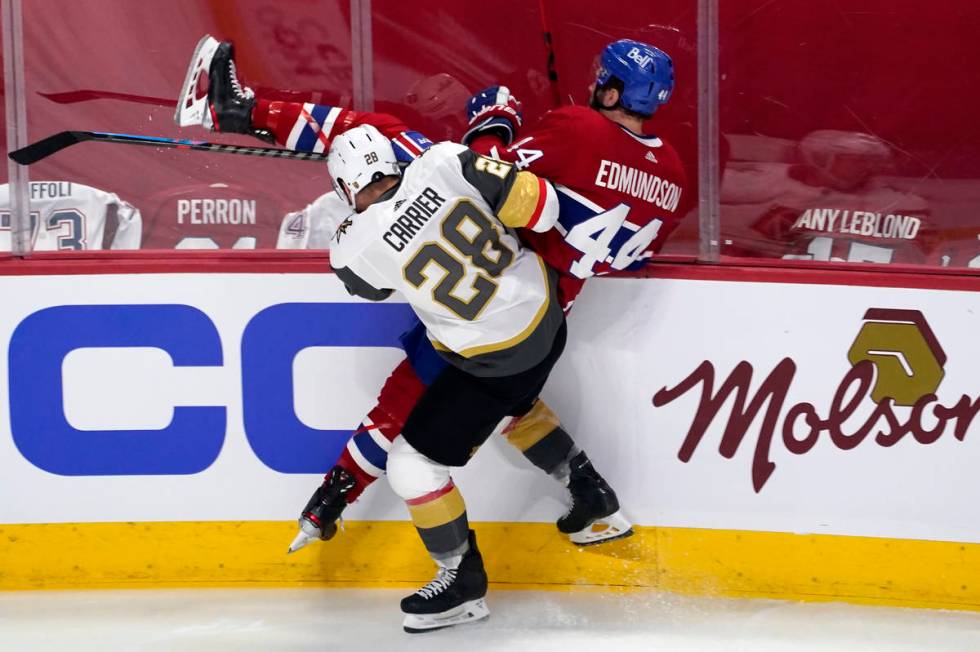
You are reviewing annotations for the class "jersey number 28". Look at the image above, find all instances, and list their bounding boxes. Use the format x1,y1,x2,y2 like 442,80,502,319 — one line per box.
403,200,514,320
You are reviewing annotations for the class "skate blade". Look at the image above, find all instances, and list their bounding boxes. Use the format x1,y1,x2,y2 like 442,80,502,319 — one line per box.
569,510,635,546
174,34,220,127
287,529,318,554
402,598,489,633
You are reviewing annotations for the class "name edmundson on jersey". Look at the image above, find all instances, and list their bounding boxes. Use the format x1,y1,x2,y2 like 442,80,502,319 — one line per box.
382,186,446,252
593,159,682,212
792,208,923,240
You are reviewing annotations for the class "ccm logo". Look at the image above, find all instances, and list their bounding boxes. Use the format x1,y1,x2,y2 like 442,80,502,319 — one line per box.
7,303,416,476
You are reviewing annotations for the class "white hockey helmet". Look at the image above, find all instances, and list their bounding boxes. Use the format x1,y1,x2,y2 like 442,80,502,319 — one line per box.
327,124,400,209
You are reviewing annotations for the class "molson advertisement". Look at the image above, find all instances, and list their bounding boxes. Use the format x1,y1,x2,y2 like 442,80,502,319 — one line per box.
0,269,977,603
653,308,977,493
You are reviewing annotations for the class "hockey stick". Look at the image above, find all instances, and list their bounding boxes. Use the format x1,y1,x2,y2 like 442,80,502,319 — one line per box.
38,90,177,107
8,131,328,166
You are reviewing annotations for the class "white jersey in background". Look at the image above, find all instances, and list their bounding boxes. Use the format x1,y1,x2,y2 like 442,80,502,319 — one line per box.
276,191,352,250
331,142,562,377
0,181,142,251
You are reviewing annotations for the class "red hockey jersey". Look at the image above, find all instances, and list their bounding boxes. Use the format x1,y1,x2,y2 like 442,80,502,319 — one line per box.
140,182,294,249
252,99,689,304
472,106,688,306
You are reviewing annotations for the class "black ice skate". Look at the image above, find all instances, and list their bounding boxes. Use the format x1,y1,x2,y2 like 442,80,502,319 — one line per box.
401,530,489,633
287,466,357,553
175,35,270,140
557,451,634,546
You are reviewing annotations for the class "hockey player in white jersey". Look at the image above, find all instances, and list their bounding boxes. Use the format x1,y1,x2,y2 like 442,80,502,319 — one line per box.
275,191,351,249
180,34,635,554
0,181,141,250
327,125,563,632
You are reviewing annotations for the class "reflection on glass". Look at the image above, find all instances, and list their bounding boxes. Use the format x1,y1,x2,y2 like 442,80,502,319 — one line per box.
720,130,966,267
0,181,141,251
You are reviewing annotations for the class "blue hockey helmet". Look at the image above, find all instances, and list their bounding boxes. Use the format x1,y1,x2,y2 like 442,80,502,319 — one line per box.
595,39,674,116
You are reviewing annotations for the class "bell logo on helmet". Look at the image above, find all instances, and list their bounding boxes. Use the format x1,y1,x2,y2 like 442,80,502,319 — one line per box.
626,47,653,69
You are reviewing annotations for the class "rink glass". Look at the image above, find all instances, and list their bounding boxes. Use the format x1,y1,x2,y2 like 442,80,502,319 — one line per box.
2,1,977,269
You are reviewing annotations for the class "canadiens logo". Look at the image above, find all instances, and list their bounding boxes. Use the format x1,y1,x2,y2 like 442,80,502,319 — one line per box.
652,309,979,492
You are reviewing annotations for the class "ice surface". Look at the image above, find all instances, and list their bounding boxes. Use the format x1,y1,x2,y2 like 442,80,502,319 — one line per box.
1,588,979,652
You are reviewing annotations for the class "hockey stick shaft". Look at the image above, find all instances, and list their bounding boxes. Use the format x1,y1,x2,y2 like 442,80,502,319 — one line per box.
8,131,329,165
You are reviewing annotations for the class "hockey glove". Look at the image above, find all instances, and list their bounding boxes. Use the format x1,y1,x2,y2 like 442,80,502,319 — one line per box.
462,85,522,147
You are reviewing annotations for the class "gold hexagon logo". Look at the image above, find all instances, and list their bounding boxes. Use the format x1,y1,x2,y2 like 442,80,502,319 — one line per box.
847,309,946,406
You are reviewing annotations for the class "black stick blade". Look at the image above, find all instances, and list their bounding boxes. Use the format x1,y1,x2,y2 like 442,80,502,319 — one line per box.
8,131,89,165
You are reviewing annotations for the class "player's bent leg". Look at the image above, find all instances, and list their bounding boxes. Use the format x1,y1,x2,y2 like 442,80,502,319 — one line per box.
387,436,489,633
502,400,577,480
338,357,428,500
503,400,634,546
289,358,428,552
174,34,273,141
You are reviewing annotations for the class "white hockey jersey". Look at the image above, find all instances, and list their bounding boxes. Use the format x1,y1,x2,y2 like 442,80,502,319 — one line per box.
276,190,352,250
0,181,142,251
330,142,562,377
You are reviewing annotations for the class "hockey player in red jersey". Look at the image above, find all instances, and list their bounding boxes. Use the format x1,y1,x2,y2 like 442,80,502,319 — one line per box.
175,36,685,558
463,46,687,310
721,130,939,264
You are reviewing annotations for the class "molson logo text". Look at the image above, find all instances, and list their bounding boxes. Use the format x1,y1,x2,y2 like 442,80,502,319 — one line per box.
652,309,979,492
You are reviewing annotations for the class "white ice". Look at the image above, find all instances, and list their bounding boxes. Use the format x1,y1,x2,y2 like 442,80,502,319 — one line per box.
1,588,979,652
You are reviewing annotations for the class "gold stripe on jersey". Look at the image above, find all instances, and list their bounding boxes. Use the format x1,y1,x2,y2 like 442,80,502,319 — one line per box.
440,256,553,358
497,171,543,228
505,400,562,452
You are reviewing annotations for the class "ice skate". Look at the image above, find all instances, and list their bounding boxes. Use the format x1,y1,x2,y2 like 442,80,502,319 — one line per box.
175,35,221,128
174,34,264,137
401,530,489,633
287,466,357,553
558,451,634,546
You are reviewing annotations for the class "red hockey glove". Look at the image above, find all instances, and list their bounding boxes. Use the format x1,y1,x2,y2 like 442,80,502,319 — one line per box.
462,85,523,146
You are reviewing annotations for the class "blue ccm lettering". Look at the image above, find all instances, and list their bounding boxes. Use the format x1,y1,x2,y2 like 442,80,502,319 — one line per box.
8,303,417,476
240,302,416,473
9,304,226,475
